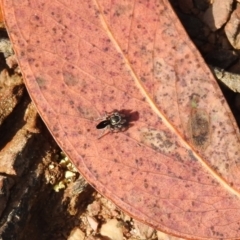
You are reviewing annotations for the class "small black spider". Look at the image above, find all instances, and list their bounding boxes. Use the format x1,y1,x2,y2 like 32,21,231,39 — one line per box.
96,111,128,138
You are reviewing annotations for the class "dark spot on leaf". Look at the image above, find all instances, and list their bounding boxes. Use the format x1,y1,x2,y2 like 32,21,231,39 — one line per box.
164,139,173,148
188,150,197,161
188,108,210,150
36,77,46,87
63,71,79,86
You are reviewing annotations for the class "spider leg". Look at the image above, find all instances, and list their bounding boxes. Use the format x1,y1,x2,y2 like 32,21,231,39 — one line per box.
95,112,110,121
110,125,121,133
97,125,110,139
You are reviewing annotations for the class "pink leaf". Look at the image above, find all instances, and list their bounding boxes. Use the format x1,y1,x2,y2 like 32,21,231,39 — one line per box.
2,0,240,238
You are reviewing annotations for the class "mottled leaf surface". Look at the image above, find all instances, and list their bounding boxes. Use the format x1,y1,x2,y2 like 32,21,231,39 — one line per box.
2,0,240,239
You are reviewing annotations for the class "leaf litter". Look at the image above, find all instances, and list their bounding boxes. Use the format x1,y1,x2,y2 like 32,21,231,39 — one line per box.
2,0,240,239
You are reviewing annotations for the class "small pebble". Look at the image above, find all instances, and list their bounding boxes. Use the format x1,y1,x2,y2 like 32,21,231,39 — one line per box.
100,219,123,240
87,200,101,216
157,230,185,240
87,216,99,231
67,227,85,240
133,220,155,239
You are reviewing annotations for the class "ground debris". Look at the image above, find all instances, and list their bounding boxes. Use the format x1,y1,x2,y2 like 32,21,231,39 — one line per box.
211,66,240,93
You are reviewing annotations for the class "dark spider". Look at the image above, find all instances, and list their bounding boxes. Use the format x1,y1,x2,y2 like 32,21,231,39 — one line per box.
96,110,128,138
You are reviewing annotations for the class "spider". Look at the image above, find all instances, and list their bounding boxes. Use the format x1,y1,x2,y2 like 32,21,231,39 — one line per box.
96,110,128,138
